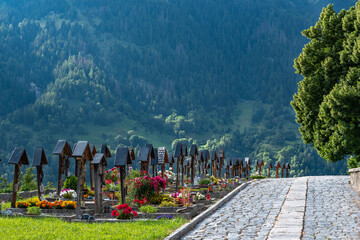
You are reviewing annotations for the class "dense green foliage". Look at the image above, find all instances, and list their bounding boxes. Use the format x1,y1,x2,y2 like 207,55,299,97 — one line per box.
20,167,37,191
0,216,187,240
63,176,78,191
0,0,356,184
292,2,360,168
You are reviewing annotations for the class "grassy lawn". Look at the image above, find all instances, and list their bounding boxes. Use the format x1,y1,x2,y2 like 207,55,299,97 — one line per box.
0,216,187,240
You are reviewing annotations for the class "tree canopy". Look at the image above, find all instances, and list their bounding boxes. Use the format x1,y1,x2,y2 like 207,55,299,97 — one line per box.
292,2,360,168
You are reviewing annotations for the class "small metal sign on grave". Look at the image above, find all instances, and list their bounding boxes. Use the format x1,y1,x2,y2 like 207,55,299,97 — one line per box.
157,147,168,164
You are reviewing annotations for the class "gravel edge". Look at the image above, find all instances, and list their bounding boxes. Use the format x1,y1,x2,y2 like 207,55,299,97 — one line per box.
164,182,250,240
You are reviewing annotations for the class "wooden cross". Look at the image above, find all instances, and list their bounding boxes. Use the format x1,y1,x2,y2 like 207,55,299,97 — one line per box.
92,153,107,215
32,147,48,201
72,141,92,218
267,162,273,178
115,147,132,204
189,144,198,185
274,162,281,178
53,140,72,196
8,147,29,208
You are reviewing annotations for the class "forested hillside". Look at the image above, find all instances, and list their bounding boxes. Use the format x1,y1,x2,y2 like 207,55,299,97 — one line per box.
0,0,355,183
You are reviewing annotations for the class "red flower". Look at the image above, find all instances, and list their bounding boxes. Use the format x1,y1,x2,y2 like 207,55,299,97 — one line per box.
111,210,119,217
117,205,123,210
123,209,130,215
123,203,129,208
132,211,137,217
126,207,132,212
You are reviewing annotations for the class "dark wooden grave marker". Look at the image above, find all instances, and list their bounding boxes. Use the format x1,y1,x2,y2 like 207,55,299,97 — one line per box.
257,159,264,176
138,145,155,175
32,147,48,200
210,150,218,178
53,140,72,196
196,151,204,179
174,143,183,190
92,153,107,215
8,147,29,208
151,148,158,177
89,145,97,190
189,144,198,185
114,147,132,204
281,163,286,178
72,141,93,217
267,162,273,178
245,157,251,178
274,162,281,178
181,144,188,186
285,163,290,178
218,149,225,179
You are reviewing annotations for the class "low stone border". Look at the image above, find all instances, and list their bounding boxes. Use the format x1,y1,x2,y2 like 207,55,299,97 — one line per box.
349,167,360,193
164,182,250,240
0,189,55,202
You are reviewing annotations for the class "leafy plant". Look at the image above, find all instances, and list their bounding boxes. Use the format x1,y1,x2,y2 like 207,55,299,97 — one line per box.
0,175,11,193
45,182,55,190
198,188,208,192
160,201,177,207
127,175,166,202
140,205,158,213
198,178,211,185
20,167,37,191
27,206,41,215
63,176,77,191
126,170,140,181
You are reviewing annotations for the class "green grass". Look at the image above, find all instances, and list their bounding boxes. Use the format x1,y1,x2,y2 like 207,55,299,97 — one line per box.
0,216,187,240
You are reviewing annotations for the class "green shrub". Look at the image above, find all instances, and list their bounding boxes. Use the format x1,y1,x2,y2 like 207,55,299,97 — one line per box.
149,194,172,204
160,195,173,203
27,206,41,215
198,178,211,185
20,167,37,191
45,182,55,190
63,176,77,190
126,170,140,181
140,205,158,213
250,175,266,179
160,201,177,207
198,188,208,192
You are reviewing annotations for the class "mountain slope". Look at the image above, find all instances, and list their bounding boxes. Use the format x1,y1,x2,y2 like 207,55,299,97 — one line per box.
0,0,355,183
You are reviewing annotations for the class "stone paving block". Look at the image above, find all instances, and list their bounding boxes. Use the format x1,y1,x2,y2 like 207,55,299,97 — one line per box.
181,176,360,240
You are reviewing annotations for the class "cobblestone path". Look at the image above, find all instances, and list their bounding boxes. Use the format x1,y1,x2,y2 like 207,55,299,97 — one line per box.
302,176,360,240
183,176,360,240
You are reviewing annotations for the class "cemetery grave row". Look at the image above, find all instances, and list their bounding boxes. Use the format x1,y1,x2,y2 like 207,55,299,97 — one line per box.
4,140,291,221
